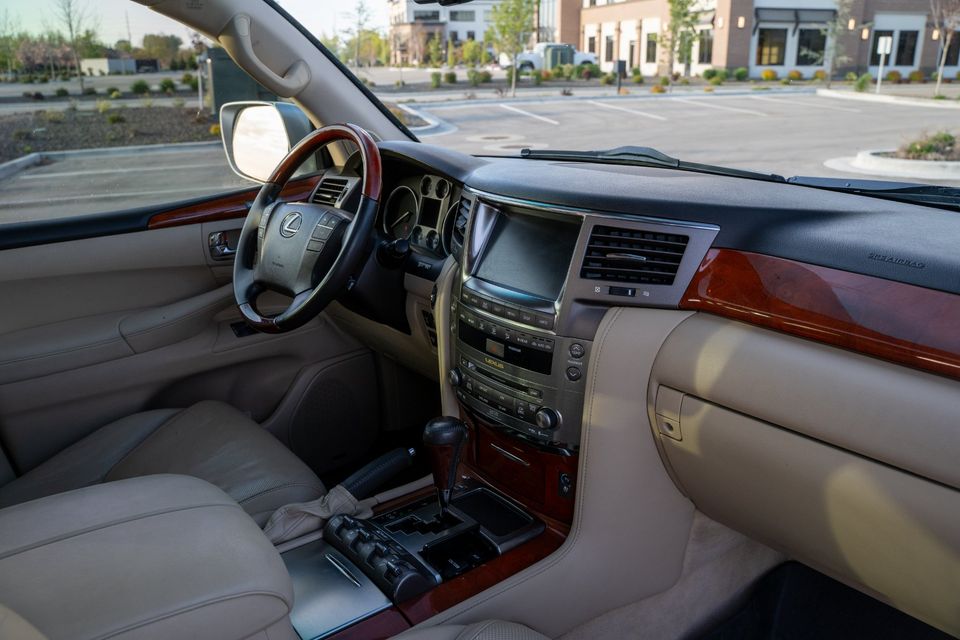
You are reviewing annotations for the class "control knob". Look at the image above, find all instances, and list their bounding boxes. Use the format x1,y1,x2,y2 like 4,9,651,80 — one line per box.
447,368,463,387
534,407,561,431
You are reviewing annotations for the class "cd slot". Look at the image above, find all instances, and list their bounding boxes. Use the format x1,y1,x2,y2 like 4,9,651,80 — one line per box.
458,320,552,375
459,355,543,401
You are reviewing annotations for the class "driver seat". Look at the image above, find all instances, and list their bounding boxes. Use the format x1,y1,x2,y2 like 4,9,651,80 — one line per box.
0,401,326,526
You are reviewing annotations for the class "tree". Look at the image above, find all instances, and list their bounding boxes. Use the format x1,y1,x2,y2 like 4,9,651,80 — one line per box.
52,0,93,88
488,0,536,97
931,0,960,96
462,39,482,67
0,10,19,77
141,34,182,63
446,36,457,67
665,0,697,77
819,0,858,88
427,34,443,67
342,0,372,68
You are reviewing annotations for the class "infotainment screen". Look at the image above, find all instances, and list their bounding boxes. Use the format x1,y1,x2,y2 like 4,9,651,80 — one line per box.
474,208,581,301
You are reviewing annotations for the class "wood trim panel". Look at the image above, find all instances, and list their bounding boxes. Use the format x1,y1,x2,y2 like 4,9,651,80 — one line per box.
325,607,410,640
398,524,566,625
146,175,321,229
680,248,960,381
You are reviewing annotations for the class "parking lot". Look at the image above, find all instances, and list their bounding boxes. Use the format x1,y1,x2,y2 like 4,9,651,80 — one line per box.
414,91,960,182
0,90,958,225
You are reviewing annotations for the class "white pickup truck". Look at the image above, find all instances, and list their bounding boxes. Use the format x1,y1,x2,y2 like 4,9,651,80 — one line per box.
504,43,598,72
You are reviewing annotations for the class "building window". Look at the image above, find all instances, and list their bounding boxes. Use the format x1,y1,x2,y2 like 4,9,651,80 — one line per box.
896,30,918,66
588,36,597,54
870,30,894,65
945,36,960,66
698,29,714,64
414,10,440,21
605,35,615,61
466,31,475,41
628,40,637,66
449,10,475,22
449,31,458,42
646,33,657,63
796,28,826,65
756,28,787,65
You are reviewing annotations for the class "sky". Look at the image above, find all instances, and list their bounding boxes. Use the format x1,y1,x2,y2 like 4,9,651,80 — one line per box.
3,0,390,45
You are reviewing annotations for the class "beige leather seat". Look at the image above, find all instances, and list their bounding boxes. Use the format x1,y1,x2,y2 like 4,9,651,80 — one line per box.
0,400,325,525
394,621,551,640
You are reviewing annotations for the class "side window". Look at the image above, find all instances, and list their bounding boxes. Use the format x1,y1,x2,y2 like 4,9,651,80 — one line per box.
0,14,265,227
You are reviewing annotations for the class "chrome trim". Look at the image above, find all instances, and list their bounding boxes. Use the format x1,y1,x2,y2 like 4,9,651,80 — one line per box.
488,442,531,467
461,186,720,232
324,553,363,588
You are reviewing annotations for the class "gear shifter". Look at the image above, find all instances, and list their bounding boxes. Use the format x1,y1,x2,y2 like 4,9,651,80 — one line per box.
422,417,468,514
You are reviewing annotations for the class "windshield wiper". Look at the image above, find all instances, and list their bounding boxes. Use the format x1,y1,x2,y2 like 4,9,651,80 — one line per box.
787,176,960,212
520,146,787,184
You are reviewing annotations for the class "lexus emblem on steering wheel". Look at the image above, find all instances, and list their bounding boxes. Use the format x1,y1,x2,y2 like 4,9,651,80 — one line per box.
279,212,303,238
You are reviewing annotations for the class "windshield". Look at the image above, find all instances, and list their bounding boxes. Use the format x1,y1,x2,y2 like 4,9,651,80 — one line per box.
279,0,960,189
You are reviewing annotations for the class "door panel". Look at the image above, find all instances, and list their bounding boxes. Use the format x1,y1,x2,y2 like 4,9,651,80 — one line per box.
0,211,365,475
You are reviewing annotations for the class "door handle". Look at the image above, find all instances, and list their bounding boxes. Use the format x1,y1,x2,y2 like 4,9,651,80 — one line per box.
208,231,237,260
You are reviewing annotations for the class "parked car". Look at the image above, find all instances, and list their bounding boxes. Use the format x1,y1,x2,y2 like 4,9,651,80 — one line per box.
507,42,597,72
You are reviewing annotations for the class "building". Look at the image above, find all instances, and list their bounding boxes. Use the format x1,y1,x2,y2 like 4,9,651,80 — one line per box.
80,57,136,76
387,0,503,66
574,0,959,79
535,0,584,45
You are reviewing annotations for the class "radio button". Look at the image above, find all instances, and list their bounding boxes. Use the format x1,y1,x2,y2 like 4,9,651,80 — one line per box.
503,307,520,321
491,303,505,316
513,333,532,347
534,314,555,330
519,310,536,325
569,343,586,359
478,298,493,312
566,366,583,382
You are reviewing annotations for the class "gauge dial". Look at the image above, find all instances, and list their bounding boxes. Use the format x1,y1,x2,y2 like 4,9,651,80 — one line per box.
383,186,419,239
435,179,449,199
420,176,433,197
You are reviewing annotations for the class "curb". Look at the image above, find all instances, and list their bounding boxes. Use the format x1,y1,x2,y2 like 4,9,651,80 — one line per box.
825,149,960,182
816,88,960,109
0,141,221,180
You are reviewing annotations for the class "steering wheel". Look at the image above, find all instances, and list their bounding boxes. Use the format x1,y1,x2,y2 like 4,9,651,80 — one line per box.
233,123,382,333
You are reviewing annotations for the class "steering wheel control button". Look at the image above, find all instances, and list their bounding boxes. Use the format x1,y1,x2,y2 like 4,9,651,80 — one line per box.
307,240,325,253
569,343,586,359
566,366,583,382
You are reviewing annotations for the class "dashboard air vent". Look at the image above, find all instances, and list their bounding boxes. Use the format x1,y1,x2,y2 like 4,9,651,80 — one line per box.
580,225,689,285
311,177,349,206
450,196,471,258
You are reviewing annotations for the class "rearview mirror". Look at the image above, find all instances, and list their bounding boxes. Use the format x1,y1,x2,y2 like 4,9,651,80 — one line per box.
220,101,315,183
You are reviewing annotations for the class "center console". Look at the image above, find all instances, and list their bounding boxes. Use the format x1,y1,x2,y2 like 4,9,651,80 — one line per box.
449,200,591,450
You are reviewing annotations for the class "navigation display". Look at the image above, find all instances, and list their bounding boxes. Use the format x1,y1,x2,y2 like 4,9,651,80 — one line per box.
475,208,581,301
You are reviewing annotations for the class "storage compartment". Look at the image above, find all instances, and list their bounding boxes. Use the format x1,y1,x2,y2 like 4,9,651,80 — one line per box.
661,395,960,637
421,526,498,580
453,487,534,537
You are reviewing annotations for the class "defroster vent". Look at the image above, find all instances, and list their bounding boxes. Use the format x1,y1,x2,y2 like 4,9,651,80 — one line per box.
580,225,688,285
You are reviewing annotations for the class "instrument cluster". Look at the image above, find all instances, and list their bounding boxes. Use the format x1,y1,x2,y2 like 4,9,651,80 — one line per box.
382,174,458,258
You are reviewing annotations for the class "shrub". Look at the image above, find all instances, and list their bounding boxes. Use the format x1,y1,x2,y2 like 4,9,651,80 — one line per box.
172,97,185,108
631,66,641,76
37,75,49,83
31,91,44,100
109,90,121,99
956,70,960,81
671,71,681,81
131,79,150,94
854,73,871,92
787,69,803,81
181,72,194,85
209,123,221,137
105,86,119,95
651,84,666,94
659,75,670,86
709,76,723,86
845,71,858,82
715,69,729,82
66,98,78,111
95,99,112,114
106,112,125,124
600,72,615,85
55,88,69,97
704,86,715,92
479,70,492,83
780,78,792,85
159,78,176,93
898,131,956,160
43,110,65,123
680,77,690,85
443,71,457,84
632,74,644,84
467,69,480,86
580,66,594,80
885,70,901,83
140,97,154,108
83,87,97,95
541,70,552,81
734,67,749,81
532,70,542,85
703,68,718,80
430,71,441,88
907,70,924,83
813,69,827,81
187,77,199,91
760,69,778,81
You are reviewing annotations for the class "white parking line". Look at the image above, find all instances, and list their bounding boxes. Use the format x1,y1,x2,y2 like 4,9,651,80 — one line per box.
749,95,861,113
588,100,668,121
673,97,767,116
499,103,560,125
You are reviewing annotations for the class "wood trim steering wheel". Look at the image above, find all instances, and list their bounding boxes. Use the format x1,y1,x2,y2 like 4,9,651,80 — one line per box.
233,123,382,333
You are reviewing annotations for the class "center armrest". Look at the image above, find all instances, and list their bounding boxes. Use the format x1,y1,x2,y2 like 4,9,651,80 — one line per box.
0,474,295,640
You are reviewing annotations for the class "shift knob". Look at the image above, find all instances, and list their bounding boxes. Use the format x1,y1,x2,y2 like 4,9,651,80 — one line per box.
422,417,468,514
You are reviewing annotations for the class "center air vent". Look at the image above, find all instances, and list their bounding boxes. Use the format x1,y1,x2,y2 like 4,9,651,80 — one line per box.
580,225,689,285
312,177,349,206
450,196,471,258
